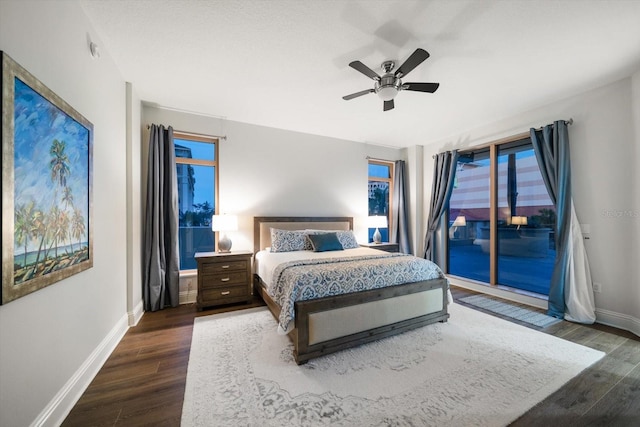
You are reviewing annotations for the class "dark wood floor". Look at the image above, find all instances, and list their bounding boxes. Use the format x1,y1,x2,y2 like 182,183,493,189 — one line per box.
63,286,640,426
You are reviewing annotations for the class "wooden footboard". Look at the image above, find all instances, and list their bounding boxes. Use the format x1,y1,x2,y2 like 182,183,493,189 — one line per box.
253,275,449,364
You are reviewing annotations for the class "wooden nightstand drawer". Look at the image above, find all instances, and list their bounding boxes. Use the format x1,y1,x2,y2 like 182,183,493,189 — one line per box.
200,260,248,274
195,250,253,310
201,271,248,288
199,285,248,302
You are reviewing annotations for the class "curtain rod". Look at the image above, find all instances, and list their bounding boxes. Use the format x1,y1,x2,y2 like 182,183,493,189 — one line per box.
146,124,227,140
533,117,573,132
431,118,574,158
366,156,394,163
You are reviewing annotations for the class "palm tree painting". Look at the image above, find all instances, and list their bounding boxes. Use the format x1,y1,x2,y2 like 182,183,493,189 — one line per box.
2,51,93,304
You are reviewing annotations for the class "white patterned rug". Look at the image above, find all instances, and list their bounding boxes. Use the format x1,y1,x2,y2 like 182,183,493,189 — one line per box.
182,303,604,426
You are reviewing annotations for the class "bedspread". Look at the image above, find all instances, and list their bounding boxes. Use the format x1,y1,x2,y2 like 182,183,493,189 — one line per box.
269,253,445,334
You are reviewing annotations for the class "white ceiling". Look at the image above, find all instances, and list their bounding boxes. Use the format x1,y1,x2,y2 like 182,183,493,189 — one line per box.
80,0,640,148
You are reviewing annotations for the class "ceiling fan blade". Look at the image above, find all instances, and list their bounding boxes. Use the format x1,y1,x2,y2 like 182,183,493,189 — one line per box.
342,89,375,100
383,99,395,111
403,82,440,93
349,61,381,81
394,48,429,78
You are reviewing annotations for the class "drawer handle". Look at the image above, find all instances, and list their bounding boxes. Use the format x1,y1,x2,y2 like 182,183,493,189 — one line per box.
220,277,230,282
221,291,231,296
221,265,230,269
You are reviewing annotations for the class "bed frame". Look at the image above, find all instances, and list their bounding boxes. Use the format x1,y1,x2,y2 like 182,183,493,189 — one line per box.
253,216,449,364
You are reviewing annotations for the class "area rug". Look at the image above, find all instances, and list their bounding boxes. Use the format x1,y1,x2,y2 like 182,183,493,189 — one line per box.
181,303,603,426
460,294,562,328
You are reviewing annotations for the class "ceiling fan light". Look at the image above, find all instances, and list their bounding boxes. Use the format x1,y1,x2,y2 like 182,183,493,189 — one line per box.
377,86,398,101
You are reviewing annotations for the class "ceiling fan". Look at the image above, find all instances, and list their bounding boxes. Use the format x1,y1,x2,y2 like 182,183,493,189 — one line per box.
342,48,439,111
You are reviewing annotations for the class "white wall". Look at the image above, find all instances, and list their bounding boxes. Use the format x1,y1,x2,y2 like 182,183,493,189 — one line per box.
632,70,640,328
405,145,425,256
0,1,129,426
420,75,640,335
126,83,143,325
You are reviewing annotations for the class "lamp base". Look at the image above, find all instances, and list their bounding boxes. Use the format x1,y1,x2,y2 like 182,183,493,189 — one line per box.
373,228,382,244
218,234,232,253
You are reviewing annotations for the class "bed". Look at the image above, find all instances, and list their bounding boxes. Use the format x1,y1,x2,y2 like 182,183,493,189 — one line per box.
253,216,450,364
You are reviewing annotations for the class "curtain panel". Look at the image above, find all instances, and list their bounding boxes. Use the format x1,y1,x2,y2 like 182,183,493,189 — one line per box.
391,160,412,254
424,151,459,261
530,121,595,323
143,124,180,311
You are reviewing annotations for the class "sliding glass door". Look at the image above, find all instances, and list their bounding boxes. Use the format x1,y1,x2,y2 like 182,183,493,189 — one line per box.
448,150,491,283
496,143,555,294
448,139,555,296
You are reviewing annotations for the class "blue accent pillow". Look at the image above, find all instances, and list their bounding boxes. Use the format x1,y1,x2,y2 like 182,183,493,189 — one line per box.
304,229,360,249
308,232,344,252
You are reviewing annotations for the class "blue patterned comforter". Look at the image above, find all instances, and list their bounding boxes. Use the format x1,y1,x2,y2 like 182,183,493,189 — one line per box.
268,253,445,334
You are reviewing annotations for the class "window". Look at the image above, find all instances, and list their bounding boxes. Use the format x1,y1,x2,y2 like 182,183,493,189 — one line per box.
368,160,394,243
448,137,555,295
174,132,218,271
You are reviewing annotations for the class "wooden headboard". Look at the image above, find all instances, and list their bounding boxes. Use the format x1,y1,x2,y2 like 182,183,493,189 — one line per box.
253,216,353,254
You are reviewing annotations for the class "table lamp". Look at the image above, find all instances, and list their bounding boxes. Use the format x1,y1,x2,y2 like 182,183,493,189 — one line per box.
211,214,238,253
511,216,527,230
368,215,388,244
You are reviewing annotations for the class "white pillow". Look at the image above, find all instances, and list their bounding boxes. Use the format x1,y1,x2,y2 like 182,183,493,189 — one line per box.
270,228,308,252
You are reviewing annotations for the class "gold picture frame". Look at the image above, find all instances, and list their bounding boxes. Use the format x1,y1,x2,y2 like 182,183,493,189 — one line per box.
1,51,93,304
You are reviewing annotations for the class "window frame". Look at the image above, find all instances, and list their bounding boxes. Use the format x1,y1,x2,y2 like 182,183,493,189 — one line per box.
367,159,395,242
173,131,219,272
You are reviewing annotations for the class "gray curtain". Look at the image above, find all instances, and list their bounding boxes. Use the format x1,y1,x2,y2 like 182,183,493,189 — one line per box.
391,160,411,254
143,124,180,311
530,121,572,319
424,151,459,261
531,121,596,323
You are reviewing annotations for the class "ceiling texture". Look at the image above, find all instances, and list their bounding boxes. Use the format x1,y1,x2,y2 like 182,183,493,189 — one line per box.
80,0,640,148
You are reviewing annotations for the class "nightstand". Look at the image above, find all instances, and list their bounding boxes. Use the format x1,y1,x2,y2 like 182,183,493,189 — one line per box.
195,250,252,310
359,242,400,253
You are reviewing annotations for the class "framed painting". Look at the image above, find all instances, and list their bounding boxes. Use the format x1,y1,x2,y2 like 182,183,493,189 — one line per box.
1,51,93,305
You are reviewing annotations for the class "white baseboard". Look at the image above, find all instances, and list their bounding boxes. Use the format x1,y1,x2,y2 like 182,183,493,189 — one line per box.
595,308,640,338
31,313,130,427
127,299,144,326
179,273,197,305
180,289,197,305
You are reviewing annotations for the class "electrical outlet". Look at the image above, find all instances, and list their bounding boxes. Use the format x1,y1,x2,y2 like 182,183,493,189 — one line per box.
593,282,602,293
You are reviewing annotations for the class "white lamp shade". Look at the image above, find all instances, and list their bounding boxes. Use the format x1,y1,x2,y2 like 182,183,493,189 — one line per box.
377,86,397,101
211,214,238,232
511,216,528,226
368,215,388,228
452,215,467,227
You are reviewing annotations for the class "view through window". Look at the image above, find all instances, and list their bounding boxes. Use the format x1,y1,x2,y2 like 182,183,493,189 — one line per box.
368,160,393,243
448,150,491,283
448,138,555,295
174,132,218,270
